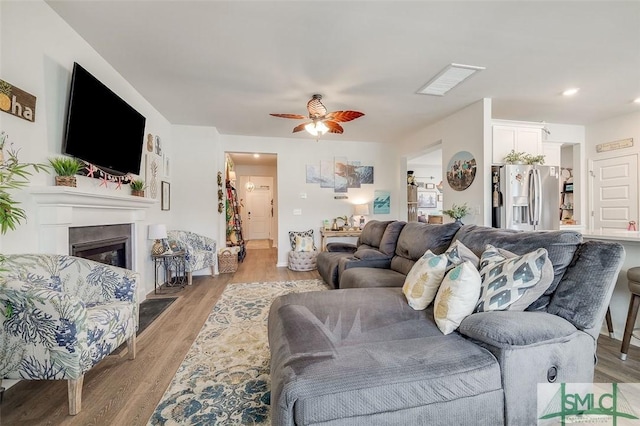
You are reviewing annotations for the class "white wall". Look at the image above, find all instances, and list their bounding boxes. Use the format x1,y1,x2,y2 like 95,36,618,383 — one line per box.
220,135,399,266
585,111,640,341
0,1,174,298
399,99,492,225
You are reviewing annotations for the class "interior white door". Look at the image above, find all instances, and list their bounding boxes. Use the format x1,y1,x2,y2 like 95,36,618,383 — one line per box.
591,154,638,230
247,189,271,239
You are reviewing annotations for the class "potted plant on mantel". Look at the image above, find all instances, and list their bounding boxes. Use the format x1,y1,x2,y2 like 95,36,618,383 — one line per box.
130,179,146,197
442,203,472,224
49,156,82,187
1,131,49,234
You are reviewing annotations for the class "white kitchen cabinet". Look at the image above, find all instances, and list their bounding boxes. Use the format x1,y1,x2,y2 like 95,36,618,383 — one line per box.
492,125,542,164
541,142,562,167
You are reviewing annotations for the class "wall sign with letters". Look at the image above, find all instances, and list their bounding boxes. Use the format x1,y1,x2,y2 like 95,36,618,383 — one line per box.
596,138,633,153
0,78,37,122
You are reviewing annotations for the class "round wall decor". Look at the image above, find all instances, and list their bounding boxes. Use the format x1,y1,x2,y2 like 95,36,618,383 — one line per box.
446,151,477,191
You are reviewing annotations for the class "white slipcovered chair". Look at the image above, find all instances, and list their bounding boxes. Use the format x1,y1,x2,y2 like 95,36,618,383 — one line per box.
0,254,138,415
167,230,216,284
287,229,319,271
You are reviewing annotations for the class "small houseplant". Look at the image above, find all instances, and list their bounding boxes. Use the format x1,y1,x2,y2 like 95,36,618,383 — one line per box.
1,131,49,234
524,154,545,165
130,179,146,197
442,203,472,223
49,156,83,187
503,150,526,164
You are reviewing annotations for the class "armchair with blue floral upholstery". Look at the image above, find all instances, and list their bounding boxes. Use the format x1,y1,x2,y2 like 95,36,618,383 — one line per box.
167,230,217,284
0,254,138,415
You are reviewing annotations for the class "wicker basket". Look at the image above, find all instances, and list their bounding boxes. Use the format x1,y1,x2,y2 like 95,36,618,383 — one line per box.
218,249,238,273
55,176,77,187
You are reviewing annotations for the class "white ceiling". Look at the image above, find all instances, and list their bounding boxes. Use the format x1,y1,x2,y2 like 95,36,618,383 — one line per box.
46,1,640,145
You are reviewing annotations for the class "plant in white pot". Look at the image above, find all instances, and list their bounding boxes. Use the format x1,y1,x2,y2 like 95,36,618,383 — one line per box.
0,131,49,234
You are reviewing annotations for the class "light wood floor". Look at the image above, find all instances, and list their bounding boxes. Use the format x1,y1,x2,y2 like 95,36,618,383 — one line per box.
1,246,638,425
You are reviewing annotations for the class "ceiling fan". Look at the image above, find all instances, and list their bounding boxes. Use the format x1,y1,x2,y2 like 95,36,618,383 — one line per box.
270,94,364,138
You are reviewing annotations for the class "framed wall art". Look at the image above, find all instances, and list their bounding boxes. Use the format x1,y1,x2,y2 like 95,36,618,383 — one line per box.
161,181,170,211
446,150,477,191
418,190,438,208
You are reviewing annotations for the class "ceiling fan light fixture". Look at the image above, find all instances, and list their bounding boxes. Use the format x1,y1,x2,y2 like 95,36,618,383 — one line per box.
417,63,485,96
305,120,329,136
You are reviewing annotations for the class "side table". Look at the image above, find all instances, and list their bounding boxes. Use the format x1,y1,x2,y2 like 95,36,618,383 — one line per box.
319,228,362,252
152,250,187,294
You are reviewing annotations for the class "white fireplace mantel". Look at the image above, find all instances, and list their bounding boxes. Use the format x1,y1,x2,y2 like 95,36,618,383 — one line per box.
30,186,157,210
29,186,157,255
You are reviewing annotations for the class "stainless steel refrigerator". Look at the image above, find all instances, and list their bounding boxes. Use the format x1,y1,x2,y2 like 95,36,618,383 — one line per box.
493,164,560,231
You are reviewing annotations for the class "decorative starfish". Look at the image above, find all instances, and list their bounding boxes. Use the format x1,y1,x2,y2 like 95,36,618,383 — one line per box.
86,163,96,178
99,173,109,188
115,176,123,190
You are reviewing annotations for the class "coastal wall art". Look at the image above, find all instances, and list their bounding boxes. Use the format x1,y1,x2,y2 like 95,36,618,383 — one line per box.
306,157,374,193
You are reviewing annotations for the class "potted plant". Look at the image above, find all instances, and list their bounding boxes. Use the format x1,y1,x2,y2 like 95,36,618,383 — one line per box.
524,154,546,165
442,203,472,224
49,156,82,187
1,131,49,234
503,150,527,164
130,179,146,197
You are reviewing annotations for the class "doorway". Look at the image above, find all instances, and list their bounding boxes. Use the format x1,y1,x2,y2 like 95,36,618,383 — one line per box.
226,152,278,248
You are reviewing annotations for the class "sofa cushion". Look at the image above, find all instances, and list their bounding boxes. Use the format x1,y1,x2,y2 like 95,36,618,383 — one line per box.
268,288,503,426
402,251,448,310
358,220,393,248
434,261,482,335
475,245,553,312
377,220,406,256
452,225,582,311
391,222,462,276
289,229,317,251
294,235,315,252
340,267,406,288
445,240,479,270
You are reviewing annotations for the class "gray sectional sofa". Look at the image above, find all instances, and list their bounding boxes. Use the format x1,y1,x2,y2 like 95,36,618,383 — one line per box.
268,223,625,425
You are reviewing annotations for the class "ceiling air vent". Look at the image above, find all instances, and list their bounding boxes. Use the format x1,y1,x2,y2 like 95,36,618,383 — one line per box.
417,63,485,96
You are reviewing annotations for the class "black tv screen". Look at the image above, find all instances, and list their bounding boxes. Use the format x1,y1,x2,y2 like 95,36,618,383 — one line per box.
63,62,146,176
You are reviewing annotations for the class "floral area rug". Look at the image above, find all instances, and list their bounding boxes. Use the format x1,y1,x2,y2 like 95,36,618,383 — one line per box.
148,279,329,425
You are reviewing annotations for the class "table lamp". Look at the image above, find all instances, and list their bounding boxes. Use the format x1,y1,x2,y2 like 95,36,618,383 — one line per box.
148,224,169,255
354,204,370,229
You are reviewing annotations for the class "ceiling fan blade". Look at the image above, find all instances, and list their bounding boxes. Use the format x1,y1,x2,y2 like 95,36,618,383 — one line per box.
307,96,327,118
324,111,365,122
324,121,344,134
292,122,310,133
270,113,307,119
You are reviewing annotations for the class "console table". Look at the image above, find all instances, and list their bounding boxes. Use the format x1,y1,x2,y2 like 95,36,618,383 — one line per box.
152,250,187,294
320,228,362,252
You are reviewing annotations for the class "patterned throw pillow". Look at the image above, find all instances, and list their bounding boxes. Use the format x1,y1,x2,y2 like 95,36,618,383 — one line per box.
433,260,482,335
289,229,316,251
444,240,479,270
402,250,448,310
294,235,315,252
475,245,553,312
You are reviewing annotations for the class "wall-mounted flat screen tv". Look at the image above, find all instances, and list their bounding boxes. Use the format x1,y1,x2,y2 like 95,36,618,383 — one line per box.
63,62,146,176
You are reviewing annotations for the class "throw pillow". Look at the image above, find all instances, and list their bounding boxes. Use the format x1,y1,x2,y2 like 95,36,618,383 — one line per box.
433,260,482,335
444,240,479,270
402,250,448,310
289,229,316,251
294,235,315,252
475,245,554,312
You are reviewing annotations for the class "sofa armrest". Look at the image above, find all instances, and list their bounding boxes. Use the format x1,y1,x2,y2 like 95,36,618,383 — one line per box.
353,248,390,260
0,279,88,379
338,256,392,277
325,242,357,253
459,311,579,347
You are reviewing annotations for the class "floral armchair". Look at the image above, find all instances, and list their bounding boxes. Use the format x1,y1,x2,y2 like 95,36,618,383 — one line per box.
0,254,138,415
167,230,217,284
